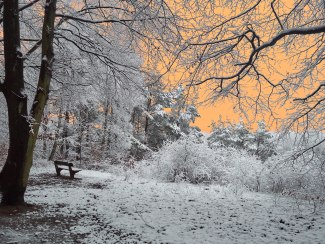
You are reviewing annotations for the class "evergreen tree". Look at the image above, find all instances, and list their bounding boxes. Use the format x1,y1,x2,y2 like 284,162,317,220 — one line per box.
254,121,276,162
133,83,201,151
208,121,276,161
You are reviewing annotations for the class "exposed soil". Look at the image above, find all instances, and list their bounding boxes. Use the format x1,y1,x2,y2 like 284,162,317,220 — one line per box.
0,173,138,244
0,192,89,244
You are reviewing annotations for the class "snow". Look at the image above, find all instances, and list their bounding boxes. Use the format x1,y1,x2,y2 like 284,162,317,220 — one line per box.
2,166,325,243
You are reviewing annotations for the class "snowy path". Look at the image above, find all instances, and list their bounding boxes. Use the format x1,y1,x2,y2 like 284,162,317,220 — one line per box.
1,168,325,243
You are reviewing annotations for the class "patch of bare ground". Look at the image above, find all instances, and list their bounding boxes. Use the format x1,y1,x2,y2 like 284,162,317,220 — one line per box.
0,173,86,243
28,173,82,188
0,172,141,243
0,204,87,243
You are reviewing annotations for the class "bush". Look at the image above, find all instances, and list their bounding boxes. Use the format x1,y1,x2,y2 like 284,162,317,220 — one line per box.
143,135,325,202
147,136,264,190
262,151,325,199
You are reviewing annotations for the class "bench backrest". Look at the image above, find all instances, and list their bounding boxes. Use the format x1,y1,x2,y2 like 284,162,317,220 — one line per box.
54,161,73,167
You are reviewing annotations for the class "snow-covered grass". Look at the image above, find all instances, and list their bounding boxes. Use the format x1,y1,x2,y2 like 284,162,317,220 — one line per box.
1,165,325,243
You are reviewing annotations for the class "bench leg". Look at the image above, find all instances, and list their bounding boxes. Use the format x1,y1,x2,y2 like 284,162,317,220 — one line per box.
55,166,63,176
69,168,75,179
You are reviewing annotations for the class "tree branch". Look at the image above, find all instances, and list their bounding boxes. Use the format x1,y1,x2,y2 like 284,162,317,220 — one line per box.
19,0,40,12
294,83,325,102
0,0,40,24
271,0,284,30
195,24,325,84
255,24,325,53
206,0,262,34
292,138,325,160
55,14,170,24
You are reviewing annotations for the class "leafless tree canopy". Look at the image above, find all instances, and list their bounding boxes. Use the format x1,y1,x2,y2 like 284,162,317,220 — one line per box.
167,0,324,151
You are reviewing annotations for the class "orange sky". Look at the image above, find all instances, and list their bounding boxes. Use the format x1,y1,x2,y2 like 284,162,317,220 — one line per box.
154,0,324,133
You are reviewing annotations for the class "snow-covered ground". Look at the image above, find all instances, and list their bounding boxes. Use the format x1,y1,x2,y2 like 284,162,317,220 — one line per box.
1,166,325,243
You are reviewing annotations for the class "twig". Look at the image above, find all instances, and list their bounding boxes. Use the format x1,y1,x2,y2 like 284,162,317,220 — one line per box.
135,206,156,230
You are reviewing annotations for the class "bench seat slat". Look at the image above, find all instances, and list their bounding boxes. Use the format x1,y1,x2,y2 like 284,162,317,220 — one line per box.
54,161,73,167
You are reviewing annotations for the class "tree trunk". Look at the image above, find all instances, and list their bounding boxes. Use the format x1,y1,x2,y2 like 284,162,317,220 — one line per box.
76,109,83,163
0,0,29,205
62,111,70,159
42,114,49,158
48,106,63,161
101,99,110,146
0,0,57,205
144,97,152,138
0,93,30,205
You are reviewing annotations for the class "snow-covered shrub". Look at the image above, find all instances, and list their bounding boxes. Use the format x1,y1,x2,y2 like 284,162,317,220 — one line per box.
138,131,325,202
129,137,152,160
225,150,266,191
151,136,221,184
262,151,325,199
147,136,264,190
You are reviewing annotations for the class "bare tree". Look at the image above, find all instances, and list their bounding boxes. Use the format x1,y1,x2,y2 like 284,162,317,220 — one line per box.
175,0,324,152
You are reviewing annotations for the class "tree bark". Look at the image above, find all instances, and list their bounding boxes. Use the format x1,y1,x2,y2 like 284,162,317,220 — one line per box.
0,0,30,205
42,114,49,157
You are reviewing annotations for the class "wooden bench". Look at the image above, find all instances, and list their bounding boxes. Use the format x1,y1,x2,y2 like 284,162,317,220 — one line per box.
54,160,81,179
